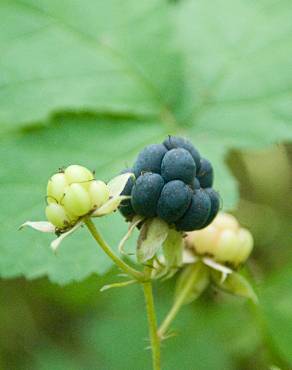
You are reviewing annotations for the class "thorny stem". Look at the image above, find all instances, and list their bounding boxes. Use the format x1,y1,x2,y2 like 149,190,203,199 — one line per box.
85,218,144,282
85,218,161,370
158,265,199,340
143,264,161,370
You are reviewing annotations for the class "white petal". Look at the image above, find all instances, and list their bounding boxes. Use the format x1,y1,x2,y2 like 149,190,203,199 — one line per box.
107,173,134,197
19,221,55,233
118,216,144,254
203,257,233,282
50,221,82,252
92,195,129,216
182,249,198,264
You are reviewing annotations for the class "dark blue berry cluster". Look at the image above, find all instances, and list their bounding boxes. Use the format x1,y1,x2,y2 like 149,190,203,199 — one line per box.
119,136,220,231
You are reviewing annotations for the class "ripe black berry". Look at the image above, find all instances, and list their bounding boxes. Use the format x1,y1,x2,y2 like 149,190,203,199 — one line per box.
119,168,135,220
131,173,164,217
163,136,201,170
157,180,192,223
161,148,196,185
197,158,213,188
175,189,211,231
192,177,201,190
118,136,219,233
203,188,220,226
133,144,167,178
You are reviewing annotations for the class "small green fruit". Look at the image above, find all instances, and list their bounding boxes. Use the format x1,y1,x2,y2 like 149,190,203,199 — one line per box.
233,229,254,265
64,165,94,187
186,212,254,267
89,180,110,209
190,225,217,255
45,203,70,228
47,173,68,203
213,213,239,232
63,183,92,216
215,229,239,263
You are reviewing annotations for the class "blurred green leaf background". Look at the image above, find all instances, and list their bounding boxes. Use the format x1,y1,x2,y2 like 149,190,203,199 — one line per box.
0,0,292,368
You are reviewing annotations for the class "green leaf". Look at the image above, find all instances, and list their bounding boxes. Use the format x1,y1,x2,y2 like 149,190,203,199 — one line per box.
0,0,180,132
211,270,258,303
177,0,292,147
175,0,292,207
0,117,166,284
175,263,210,305
2,0,292,283
137,218,169,263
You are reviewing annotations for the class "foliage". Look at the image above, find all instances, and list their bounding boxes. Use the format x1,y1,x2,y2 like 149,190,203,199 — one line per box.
1,0,292,368
1,0,292,283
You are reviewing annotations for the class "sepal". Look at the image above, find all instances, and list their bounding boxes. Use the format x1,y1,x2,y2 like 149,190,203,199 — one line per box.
100,279,137,292
175,262,209,305
50,221,83,252
211,270,258,303
20,220,83,252
137,218,169,263
118,216,144,254
107,172,135,197
92,195,130,216
152,230,184,280
19,221,55,233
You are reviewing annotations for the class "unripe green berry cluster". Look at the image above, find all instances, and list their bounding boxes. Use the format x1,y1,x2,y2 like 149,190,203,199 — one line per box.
185,213,253,266
46,165,109,229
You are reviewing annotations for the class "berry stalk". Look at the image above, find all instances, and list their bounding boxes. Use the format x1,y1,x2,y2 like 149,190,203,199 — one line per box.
143,264,161,370
158,263,202,340
84,218,144,282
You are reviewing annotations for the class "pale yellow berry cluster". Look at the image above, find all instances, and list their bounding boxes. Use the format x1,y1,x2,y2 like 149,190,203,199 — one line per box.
185,213,253,266
46,165,110,229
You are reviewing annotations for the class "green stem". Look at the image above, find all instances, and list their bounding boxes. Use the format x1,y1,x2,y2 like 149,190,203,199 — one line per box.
158,266,198,340
143,265,161,370
248,302,288,368
244,267,290,369
86,218,161,369
85,218,144,282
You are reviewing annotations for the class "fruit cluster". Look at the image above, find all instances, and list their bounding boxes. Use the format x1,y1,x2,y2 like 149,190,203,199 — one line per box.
119,136,220,231
185,213,253,266
46,165,110,229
